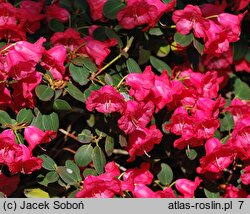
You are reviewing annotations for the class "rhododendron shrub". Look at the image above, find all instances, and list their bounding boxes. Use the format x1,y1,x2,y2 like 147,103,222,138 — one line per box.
0,0,249,198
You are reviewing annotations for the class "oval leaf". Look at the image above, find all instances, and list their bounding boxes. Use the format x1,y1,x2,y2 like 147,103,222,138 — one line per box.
126,58,142,73
24,188,50,198
105,136,114,156
220,112,234,132
75,145,93,167
204,188,220,198
45,171,59,183
234,78,250,99
69,63,89,86
157,163,173,185
103,0,126,19
57,166,79,185
174,32,193,47
150,56,172,75
92,146,106,174
65,82,85,103
53,99,72,111
35,85,54,101
38,154,57,171
16,108,33,124
65,160,82,182
42,112,59,131
0,110,12,127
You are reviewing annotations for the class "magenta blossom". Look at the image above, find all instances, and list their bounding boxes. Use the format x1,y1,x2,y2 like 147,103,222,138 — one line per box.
172,4,210,38
75,162,122,198
118,100,154,134
126,125,162,162
175,177,202,198
86,85,125,113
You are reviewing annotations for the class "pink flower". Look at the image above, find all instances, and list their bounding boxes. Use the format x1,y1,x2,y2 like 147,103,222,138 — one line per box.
0,130,43,175
127,125,162,162
87,0,107,21
51,28,85,52
24,126,57,152
197,138,237,174
118,100,154,134
83,35,117,66
45,3,70,23
76,162,122,198
40,45,67,80
224,98,250,124
0,172,20,196
86,85,125,113
223,184,248,198
117,0,176,30
241,165,250,185
122,163,155,197
232,0,250,11
172,4,210,38
235,58,250,73
19,0,45,34
151,71,174,111
11,72,42,110
126,66,155,101
217,12,247,43
229,117,250,158
175,177,202,198
8,144,43,175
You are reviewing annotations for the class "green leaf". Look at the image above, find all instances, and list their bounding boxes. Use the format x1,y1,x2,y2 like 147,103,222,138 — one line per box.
193,38,204,55
65,82,85,103
157,163,173,185
186,149,197,160
138,48,151,65
65,160,82,182
204,188,220,198
57,166,79,185
104,73,114,85
81,58,98,72
92,146,106,174
220,112,234,132
0,110,12,127
148,28,163,36
105,136,114,156
233,38,248,61
103,0,126,19
42,112,59,131
16,108,33,124
45,171,59,183
78,129,93,143
150,56,172,75
48,19,65,32
31,114,44,130
69,63,89,86
53,99,72,111
174,32,193,47
126,58,142,73
234,78,250,99
24,188,50,198
74,144,93,167
38,154,57,171
157,45,171,57
0,42,6,48
87,114,95,127
83,168,98,178
35,85,54,101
